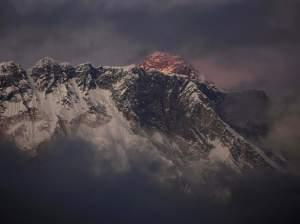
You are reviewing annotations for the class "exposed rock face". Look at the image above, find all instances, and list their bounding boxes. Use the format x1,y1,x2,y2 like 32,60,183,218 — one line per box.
0,57,284,174
140,51,271,141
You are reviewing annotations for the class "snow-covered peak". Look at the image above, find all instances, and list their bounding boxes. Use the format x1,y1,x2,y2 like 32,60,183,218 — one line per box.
107,64,137,72
33,57,58,69
34,57,57,67
140,51,205,81
75,63,102,81
0,61,27,89
60,62,73,70
0,61,24,77
76,63,97,73
60,62,76,77
31,57,62,77
75,63,102,91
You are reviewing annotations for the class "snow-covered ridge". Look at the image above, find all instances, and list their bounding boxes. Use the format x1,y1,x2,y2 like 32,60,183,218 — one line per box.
0,57,285,172
0,61,24,76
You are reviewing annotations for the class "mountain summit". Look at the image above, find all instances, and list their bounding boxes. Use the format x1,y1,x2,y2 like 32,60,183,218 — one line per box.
140,51,205,81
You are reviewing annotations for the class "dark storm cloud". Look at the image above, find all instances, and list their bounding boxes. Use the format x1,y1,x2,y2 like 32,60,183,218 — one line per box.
104,0,300,51
1,0,299,67
0,139,300,224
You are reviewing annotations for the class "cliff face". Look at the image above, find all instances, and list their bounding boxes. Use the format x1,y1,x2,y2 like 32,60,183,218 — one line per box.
140,52,271,140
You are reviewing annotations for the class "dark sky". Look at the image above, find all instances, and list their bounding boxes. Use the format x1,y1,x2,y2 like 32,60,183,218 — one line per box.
0,0,300,93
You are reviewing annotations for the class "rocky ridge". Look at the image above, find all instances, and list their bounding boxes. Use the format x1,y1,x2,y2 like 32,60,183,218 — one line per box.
0,56,284,175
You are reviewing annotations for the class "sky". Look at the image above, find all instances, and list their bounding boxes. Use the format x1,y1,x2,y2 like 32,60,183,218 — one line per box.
0,0,299,93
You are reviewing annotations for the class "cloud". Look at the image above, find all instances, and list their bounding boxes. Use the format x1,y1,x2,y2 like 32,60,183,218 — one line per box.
1,0,299,68
0,138,299,224
192,46,300,93
262,94,300,173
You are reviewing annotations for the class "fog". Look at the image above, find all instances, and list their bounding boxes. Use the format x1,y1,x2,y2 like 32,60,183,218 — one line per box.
0,139,299,224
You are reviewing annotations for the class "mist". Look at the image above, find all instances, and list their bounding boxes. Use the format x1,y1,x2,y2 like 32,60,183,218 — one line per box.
0,138,299,224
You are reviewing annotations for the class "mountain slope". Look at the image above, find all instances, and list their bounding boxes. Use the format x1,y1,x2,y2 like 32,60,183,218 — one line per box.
140,51,271,141
0,57,284,174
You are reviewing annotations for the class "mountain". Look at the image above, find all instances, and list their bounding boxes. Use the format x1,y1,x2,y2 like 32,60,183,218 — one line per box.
140,51,204,80
0,55,284,175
